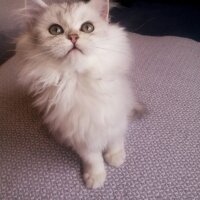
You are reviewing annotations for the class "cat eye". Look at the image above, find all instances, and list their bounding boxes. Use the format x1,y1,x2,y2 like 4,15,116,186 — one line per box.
80,22,94,33
49,24,64,35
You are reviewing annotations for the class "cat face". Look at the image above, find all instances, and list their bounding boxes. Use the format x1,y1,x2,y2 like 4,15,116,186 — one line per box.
27,0,109,60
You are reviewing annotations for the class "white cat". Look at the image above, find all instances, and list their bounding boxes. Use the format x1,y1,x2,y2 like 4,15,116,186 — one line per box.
16,0,140,189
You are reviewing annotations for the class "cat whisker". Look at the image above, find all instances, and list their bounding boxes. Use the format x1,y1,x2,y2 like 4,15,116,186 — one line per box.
92,46,133,60
22,50,54,61
93,46,131,56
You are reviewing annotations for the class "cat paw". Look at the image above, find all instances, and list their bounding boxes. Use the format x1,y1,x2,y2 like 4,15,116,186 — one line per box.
104,150,125,167
83,170,106,189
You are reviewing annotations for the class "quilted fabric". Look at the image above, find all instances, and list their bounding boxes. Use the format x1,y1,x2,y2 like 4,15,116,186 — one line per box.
0,34,200,199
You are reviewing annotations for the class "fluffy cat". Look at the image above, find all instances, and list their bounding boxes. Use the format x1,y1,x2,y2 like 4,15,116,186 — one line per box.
16,0,140,189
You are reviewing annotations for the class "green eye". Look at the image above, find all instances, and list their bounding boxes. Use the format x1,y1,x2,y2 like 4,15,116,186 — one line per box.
80,22,94,33
49,24,64,35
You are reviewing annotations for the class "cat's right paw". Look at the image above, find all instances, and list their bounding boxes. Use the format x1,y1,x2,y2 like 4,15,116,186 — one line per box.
83,170,106,189
104,150,125,167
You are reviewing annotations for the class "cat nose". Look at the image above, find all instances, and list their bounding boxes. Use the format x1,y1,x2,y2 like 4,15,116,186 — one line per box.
68,33,79,44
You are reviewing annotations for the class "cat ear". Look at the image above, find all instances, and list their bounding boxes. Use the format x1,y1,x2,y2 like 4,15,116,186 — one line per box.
16,0,48,28
26,0,48,9
14,0,48,30
89,0,110,21
23,0,48,19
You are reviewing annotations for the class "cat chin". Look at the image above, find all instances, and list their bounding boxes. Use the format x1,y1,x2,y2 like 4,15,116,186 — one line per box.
65,47,84,57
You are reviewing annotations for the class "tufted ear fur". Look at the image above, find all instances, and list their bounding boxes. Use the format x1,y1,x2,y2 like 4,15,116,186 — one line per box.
24,0,48,18
17,0,48,28
26,0,48,9
89,0,110,21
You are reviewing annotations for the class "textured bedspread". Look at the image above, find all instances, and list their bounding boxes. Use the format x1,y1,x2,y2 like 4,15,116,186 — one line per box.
0,33,200,200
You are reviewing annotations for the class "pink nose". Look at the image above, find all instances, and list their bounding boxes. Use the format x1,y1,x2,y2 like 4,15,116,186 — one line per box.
68,33,79,44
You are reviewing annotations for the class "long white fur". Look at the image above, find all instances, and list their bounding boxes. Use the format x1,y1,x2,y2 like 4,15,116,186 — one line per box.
16,0,137,189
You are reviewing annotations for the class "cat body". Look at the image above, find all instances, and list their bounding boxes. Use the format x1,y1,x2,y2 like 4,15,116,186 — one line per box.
17,0,137,188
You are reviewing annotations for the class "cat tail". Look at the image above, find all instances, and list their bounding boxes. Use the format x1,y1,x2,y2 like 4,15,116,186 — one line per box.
129,102,147,121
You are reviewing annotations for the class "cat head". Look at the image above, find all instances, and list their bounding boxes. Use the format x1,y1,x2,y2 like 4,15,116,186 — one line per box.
21,0,110,61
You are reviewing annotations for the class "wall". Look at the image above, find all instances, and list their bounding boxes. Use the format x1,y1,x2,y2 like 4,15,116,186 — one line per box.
0,0,25,31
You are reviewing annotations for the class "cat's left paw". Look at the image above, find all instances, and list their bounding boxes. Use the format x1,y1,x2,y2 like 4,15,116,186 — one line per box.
83,169,106,189
104,150,125,168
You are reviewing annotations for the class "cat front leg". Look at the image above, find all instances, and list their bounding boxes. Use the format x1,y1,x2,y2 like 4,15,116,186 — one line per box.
78,149,106,189
104,136,125,168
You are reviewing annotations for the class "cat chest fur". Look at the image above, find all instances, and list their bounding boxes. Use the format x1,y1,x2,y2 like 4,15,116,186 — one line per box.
37,71,128,145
